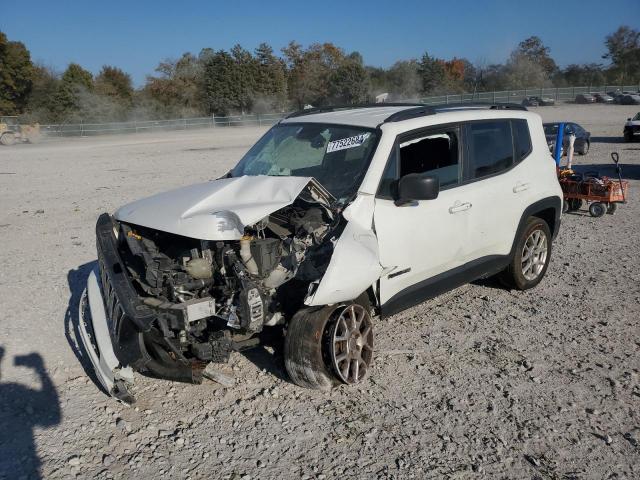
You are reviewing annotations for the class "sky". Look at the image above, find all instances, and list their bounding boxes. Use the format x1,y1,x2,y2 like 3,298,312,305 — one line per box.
2,0,639,86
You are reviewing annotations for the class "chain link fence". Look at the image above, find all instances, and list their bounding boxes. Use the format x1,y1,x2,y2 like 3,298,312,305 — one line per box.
420,84,640,105
38,84,640,138
40,113,285,137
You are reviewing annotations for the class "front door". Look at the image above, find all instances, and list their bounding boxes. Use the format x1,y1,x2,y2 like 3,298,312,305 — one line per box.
373,125,471,313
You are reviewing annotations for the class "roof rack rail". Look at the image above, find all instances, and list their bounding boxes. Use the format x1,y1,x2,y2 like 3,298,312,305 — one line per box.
429,102,528,112
285,102,426,119
383,105,435,123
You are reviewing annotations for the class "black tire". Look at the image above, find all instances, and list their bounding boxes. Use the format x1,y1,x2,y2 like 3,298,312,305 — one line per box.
578,141,590,155
624,131,633,142
499,217,552,290
284,306,337,390
607,203,618,215
284,296,374,390
562,200,569,214
567,198,583,211
589,202,606,218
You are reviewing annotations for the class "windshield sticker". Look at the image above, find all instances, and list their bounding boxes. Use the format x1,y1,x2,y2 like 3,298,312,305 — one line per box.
326,133,370,153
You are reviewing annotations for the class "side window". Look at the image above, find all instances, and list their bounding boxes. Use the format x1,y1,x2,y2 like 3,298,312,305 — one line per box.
377,128,460,197
512,119,532,163
466,121,514,179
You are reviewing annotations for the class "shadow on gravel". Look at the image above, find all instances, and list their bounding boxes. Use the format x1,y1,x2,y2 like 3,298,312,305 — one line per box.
572,163,640,180
0,348,61,480
64,261,105,393
471,276,507,291
241,328,290,382
591,136,625,144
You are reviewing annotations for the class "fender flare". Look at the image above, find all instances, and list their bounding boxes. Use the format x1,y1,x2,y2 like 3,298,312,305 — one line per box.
509,196,562,259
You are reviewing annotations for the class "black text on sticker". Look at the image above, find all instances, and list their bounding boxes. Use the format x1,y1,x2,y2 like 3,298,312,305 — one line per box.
326,133,370,153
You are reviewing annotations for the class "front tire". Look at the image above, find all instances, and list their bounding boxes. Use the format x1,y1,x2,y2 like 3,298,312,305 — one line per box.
284,301,374,390
499,217,552,290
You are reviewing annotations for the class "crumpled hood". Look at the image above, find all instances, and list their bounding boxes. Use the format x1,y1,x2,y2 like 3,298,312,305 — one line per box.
114,175,315,240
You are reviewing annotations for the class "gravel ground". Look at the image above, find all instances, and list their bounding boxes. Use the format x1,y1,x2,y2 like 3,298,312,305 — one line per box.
0,104,639,479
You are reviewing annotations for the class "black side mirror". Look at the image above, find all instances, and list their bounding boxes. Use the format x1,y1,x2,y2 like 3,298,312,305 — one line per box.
628,118,632,121
395,173,439,206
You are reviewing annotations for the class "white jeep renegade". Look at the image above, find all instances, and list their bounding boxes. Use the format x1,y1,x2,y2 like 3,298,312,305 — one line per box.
80,103,563,402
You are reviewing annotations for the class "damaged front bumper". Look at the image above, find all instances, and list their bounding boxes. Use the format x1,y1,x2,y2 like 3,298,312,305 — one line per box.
79,269,135,403
79,214,199,403
78,213,159,403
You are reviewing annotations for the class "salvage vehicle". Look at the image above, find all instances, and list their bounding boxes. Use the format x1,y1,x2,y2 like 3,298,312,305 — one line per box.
624,112,640,141
620,93,640,105
522,96,555,107
575,93,596,104
593,92,614,104
544,122,591,155
80,102,563,402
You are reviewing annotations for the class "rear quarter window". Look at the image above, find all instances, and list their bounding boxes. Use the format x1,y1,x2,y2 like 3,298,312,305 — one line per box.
512,119,532,163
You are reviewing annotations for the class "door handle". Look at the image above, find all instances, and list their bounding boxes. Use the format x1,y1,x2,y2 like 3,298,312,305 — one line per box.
513,182,530,193
448,202,472,214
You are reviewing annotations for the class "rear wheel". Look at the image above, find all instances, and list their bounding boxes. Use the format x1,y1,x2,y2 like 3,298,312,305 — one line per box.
284,300,374,390
578,141,590,155
499,217,552,290
607,203,618,215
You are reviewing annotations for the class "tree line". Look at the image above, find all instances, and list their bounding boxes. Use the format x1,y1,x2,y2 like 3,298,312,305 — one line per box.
1,26,639,123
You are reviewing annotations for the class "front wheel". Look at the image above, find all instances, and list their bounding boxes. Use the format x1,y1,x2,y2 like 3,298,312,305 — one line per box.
284,302,374,390
499,217,552,290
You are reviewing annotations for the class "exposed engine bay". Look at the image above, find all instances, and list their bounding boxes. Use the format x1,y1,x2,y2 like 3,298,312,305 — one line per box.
99,180,342,391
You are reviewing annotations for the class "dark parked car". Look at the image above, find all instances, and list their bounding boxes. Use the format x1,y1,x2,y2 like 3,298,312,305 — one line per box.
522,96,555,107
593,92,614,103
575,93,596,104
624,112,640,142
607,91,624,103
544,122,591,155
620,93,640,105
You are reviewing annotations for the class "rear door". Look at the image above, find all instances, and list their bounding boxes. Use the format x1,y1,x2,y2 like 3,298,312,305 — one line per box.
460,119,533,260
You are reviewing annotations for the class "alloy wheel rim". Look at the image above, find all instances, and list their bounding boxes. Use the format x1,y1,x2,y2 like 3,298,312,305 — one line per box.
521,229,548,281
329,304,374,384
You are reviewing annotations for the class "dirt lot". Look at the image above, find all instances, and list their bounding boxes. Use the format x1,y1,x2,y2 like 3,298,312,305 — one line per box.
0,104,639,479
